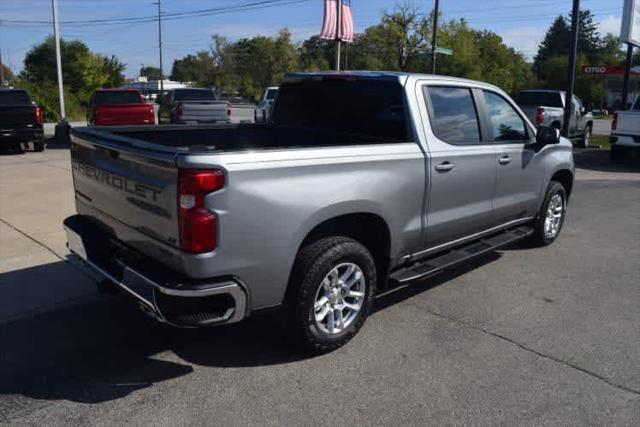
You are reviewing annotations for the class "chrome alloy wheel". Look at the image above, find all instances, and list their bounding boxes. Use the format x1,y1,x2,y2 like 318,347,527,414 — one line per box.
544,193,565,239
313,263,366,335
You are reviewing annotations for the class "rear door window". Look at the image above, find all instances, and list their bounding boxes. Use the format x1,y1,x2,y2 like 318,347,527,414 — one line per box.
515,92,563,108
483,91,528,142
94,91,143,105
0,90,32,105
272,79,410,143
173,90,217,101
425,86,481,144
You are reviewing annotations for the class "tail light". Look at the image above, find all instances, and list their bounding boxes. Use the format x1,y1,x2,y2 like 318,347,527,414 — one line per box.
175,103,185,118
227,102,232,116
35,106,42,125
178,169,225,253
612,112,618,130
535,107,545,125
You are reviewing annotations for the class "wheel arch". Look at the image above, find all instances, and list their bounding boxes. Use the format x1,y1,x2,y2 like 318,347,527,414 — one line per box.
285,212,392,302
550,169,574,199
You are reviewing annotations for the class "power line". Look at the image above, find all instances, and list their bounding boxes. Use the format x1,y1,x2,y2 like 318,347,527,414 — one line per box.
0,0,312,27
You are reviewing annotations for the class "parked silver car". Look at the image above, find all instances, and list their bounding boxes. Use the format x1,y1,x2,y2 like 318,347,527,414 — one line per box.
516,90,593,148
254,86,278,123
65,72,574,352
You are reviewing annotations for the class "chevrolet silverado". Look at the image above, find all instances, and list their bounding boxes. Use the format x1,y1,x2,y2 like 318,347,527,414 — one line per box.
65,72,574,352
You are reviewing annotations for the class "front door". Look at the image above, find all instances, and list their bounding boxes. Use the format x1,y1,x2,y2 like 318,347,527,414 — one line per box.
421,84,497,248
480,90,545,223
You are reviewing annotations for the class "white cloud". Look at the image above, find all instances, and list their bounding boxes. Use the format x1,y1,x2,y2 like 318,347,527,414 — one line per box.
598,15,622,36
498,26,547,59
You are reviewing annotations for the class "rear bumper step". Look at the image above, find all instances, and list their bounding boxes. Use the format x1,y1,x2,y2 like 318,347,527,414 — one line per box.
64,215,247,327
390,225,534,284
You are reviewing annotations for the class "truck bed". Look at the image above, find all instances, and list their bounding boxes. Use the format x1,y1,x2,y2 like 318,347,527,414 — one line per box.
72,122,406,153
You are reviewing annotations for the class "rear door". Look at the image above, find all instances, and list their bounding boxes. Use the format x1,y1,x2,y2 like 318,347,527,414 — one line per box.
420,84,497,247
479,89,544,223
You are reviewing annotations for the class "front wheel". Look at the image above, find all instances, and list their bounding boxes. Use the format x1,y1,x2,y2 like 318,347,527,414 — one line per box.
528,181,567,246
287,237,376,353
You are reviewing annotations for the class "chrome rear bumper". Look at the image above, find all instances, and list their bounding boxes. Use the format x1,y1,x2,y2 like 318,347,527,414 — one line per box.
64,215,247,327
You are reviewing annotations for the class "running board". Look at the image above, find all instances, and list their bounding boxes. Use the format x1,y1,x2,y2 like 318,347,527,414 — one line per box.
389,226,534,284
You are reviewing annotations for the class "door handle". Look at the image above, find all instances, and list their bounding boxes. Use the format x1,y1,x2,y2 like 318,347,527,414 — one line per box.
435,161,455,172
498,155,512,165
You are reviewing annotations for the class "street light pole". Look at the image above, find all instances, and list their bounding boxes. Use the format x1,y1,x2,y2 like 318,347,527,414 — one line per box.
335,0,342,71
156,0,164,91
562,0,580,138
431,0,440,74
621,43,634,108
52,0,66,120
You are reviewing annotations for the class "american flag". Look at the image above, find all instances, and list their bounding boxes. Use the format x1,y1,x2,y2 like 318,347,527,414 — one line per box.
320,0,355,43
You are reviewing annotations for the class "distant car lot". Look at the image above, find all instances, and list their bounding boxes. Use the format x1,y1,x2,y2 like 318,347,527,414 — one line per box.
0,145,638,424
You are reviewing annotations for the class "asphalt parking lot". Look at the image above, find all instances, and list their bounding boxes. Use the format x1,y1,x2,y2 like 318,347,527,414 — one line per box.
0,143,638,424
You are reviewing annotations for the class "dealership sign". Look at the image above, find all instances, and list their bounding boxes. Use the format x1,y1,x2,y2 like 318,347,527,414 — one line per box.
582,66,640,75
621,0,640,46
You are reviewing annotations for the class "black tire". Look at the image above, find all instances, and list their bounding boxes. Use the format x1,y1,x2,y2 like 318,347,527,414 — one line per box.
528,181,567,246
579,125,592,148
286,236,377,353
33,139,45,152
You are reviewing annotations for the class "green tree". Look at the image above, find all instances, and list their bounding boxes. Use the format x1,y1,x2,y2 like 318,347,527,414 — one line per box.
534,10,603,78
351,4,428,71
139,66,162,80
1,63,15,86
19,36,125,120
170,51,216,86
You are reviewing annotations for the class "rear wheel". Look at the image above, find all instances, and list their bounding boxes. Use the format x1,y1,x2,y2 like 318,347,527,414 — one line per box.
287,237,376,353
33,139,45,152
579,125,592,148
528,181,567,246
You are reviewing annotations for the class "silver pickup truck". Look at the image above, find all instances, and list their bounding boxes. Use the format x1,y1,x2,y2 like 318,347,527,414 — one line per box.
64,72,574,352
157,88,230,125
516,90,593,148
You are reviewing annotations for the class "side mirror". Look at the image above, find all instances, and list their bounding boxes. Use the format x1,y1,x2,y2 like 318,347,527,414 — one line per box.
536,126,561,146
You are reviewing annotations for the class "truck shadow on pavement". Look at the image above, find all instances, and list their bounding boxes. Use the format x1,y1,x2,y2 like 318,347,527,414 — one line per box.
573,149,639,173
0,253,500,407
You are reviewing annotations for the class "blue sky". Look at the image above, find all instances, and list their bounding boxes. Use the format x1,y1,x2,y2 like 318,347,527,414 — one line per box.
0,0,624,77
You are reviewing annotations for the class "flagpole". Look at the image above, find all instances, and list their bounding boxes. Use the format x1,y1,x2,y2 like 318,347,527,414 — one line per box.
335,0,342,71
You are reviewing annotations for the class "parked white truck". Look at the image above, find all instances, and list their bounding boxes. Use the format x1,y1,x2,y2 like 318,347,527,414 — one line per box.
611,96,640,163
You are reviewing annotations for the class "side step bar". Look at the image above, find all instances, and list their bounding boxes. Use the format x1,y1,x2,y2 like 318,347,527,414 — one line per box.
389,226,534,284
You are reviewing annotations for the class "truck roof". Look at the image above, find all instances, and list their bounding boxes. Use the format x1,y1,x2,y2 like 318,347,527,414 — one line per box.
283,70,504,92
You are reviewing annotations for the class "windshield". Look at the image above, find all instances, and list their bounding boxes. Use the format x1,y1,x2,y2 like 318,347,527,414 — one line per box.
0,90,32,105
272,79,409,142
94,91,143,105
515,91,563,108
266,89,278,100
173,89,217,101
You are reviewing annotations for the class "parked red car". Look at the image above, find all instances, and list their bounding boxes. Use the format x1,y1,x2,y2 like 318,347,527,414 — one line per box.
87,89,155,126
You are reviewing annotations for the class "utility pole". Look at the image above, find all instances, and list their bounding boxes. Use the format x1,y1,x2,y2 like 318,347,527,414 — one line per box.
621,43,634,108
52,0,65,120
335,0,342,71
0,49,5,87
156,0,164,90
561,0,579,138
431,0,440,74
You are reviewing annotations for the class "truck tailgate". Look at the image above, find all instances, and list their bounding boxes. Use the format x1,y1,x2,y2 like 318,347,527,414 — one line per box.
181,101,228,122
0,105,36,127
71,130,180,250
615,111,640,134
95,104,155,126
